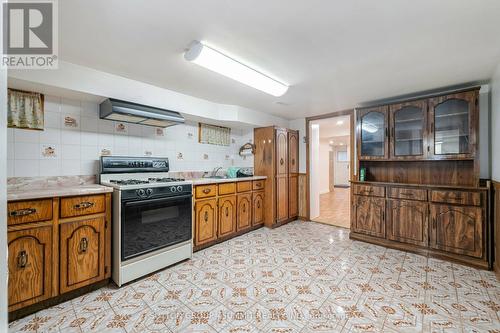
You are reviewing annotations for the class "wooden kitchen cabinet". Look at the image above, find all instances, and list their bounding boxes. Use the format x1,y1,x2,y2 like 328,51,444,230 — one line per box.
195,199,218,246
60,217,106,293
276,128,288,175
8,225,52,311
387,199,428,246
430,204,483,258
252,191,265,226
288,130,299,173
357,106,389,160
289,174,298,218
351,195,385,238
218,195,236,237
237,193,252,231
276,176,289,222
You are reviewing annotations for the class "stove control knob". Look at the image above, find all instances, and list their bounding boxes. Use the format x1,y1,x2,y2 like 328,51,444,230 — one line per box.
146,188,153,196
170,186,177,193
177,186,183,192
137,189,146,197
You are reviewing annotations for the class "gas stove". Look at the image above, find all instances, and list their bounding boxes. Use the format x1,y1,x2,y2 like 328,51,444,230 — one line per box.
99,156,193,287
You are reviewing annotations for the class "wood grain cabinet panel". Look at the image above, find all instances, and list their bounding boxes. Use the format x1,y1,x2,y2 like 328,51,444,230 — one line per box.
252,191,265,226
276,129,288,175
195,185,217,199
8,199,53,226
289,175,298,218
387,199,428,246
194,199,218,246
353,184,385,197
218,183,235,196
60,217,106,294
276,176,289,222
236,181,252,193
430,204,483,258
389,187,427,201
430,190,481,206
237,193,252,231
288,130,299,173
352,195,385,238
218,196,236,238
8,226,52,311
252,180,265,191
60,194,106,218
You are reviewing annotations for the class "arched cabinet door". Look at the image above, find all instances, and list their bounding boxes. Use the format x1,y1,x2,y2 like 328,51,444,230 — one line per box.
60,217,105,293
8,226,52,311
276,128,288,175
351,195,385,238
237,193,252,231
218,195,236,238
389,100,427,160
387,199,428,246
357,106,389,160
429,204,483,258
252,191,265,226
428,90,477,159
195,199,218,246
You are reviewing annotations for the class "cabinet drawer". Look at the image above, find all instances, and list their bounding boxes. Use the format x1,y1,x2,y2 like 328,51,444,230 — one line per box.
218,182,235,196
60,194,106,218
389,187,427,201
8,199,53,226
353,184,385,197
195,185,217,199
237,181,252,193
430,190,481,206
252,180,265,191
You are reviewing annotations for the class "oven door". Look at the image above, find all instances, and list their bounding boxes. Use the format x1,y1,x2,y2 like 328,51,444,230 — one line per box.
121,194,192,261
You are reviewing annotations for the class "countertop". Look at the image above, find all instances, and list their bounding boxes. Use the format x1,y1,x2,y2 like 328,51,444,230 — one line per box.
191,176,267,185
8,184,114,201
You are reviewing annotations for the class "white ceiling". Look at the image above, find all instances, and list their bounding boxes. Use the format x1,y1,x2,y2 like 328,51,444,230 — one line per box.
312,115,351,138
59,0,500,120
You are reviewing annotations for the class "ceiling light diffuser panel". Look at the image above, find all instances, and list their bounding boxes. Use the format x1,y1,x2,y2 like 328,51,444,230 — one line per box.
184,40,289,97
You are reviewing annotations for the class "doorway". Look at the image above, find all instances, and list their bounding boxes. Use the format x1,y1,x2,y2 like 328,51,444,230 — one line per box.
308,113,353,228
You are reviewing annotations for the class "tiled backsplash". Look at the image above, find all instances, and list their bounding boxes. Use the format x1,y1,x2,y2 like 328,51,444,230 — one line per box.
7,95,254,177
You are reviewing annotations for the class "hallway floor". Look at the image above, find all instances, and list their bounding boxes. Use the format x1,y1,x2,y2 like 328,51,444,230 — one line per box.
314,187,350,228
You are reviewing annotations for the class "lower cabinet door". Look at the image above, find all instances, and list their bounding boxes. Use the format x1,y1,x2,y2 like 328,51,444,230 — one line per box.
60,217,105,294
289,175,298,218
218,195,236,238
195,199,218,246
352,195,385,238
387,199,428,246
237,193,252,231
8,226,52,311
430,204,483,258
276,176,289,222
252,191,265,226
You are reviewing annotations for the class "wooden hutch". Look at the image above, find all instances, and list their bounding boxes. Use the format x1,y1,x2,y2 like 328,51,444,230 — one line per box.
351,87,492,268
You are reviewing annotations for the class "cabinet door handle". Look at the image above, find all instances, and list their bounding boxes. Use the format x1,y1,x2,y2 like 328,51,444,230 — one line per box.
74,201,94,209
243,204,246,213
280,158,284,166
9,208,37,217
431,122,434,133
255,183,261,188
400,192,414,197
225,207,229,217
17,250,28,268
292,158,295,165
79,237,89,253
257,201,260,209
204,211,209,222
202,188,211,194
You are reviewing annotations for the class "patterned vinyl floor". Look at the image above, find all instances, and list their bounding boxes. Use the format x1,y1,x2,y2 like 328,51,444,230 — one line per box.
8,221,500,333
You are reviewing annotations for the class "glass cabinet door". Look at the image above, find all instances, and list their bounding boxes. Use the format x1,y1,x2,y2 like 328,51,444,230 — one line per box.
429,91,477,159
390,100,427,159
358,106,388,159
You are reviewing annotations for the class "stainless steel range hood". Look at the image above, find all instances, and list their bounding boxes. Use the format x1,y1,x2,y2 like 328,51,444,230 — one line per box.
99,98,185,128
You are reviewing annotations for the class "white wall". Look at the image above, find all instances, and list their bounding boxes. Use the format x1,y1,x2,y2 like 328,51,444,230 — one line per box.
288,118,306,173
310,124,320,219
479,87,491,179
319,139,331,194
7,95,254,178
0,2,8,329
492,64,500,182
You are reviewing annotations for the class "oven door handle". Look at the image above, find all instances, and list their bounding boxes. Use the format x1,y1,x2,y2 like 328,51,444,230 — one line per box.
123,194,192,207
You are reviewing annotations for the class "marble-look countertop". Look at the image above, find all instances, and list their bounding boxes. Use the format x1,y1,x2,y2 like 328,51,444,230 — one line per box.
8,184,114,201
191,176,267,185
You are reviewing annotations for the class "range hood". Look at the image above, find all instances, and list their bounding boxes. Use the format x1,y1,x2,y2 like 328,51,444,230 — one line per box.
99,98,185,128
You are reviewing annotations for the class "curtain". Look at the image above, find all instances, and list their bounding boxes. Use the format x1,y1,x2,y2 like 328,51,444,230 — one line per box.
199,123,231,146
7,89,44,130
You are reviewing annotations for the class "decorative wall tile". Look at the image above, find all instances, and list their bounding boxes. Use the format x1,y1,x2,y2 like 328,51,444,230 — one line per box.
41,144,58,158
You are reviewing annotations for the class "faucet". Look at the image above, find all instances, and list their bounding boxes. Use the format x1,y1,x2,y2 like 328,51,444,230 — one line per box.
211,167,223,177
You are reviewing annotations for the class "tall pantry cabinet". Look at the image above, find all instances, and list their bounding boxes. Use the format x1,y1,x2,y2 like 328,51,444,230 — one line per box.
254,126,299,228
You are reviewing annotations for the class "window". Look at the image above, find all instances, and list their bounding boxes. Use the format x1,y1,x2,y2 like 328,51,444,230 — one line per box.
337,150,348,162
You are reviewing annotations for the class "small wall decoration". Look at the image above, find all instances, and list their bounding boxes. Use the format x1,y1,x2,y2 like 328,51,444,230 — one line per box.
115,122,128,134
41,145,57,158
177,152,184,160
7,89,44,130
155,128,164,137
203,153,209,160
144,150,153,156
101,148,112,156
64,115,78,128
198,123,231,146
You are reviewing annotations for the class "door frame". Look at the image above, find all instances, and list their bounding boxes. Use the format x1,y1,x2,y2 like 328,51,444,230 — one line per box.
305,109,355,220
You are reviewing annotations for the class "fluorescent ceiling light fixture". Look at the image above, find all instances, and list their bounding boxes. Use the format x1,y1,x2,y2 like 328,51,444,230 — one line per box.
336,120,344,125
184,40,289,97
